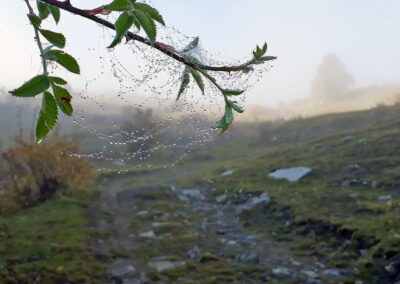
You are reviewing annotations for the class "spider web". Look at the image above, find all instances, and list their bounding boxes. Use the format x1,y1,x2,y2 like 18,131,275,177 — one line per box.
42,13,273,173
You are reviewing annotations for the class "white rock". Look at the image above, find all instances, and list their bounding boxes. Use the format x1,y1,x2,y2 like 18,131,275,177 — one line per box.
148,261,186,272
216,194,227,203
378,195,392,202
268,167,312,182
139,231,157,239
220,170,235,177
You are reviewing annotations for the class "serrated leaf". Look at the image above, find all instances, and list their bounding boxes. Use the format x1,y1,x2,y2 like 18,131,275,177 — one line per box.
190,69,204,93
181,37,199,53
27,14,42,28
42,91,58,129
49,76,67,85
52,84,73,116
132,9,156,43
132,3,165,25
44,50,80,74
226,99,243,113
108,12,135,48
49,5,61,24
177,67,190,100
39,29,66,48
10,75,50,97
224,105,234,124
222,89,244,96
216,104,234,134
36,112,49,143
104,0,133,11
37,0,50,19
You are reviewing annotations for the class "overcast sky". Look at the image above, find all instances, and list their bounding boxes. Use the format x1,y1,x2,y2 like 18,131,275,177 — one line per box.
1,0,400,106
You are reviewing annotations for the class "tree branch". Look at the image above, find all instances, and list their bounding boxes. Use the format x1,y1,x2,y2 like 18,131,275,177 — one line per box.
38,0,269,73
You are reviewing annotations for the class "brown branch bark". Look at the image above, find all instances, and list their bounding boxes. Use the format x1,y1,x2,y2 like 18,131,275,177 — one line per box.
38,0,261,72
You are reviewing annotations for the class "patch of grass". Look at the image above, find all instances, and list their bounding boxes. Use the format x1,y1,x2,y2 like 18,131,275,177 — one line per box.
0,196,104,283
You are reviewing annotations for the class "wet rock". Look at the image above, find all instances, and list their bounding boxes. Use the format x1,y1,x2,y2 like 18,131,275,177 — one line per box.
379,195,392,202
187,246,200,259
322,268,342,278
272,266,298,278
216,194,227,203
236,193,270,214
301,270,318,278
348,193,359,199
343,136,353,142
181,189,205,200
148,261,186,272
268,167,312,182
151,222,167,227
137,210,148,215
220,170,235,177
111,259,136,278
139,231,157,239
235,252,258,263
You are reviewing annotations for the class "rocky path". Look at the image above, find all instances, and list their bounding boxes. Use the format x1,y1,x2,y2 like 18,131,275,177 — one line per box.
90,170,349,283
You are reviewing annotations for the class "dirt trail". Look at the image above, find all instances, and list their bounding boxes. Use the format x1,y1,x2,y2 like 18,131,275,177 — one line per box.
90,169,347,283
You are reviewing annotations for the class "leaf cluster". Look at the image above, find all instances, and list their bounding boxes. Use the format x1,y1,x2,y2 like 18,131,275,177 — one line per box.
105,0,165,48
10,1,80,142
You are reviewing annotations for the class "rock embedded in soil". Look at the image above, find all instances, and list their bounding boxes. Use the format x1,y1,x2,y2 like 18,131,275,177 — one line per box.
236,193,270,214
148,260,186,272
268,167,312,182
220,170,235,177
272,266,299,278
378,195,392,202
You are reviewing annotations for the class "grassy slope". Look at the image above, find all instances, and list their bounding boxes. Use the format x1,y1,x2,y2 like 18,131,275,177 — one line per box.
0,194,105,284
177,104,400,282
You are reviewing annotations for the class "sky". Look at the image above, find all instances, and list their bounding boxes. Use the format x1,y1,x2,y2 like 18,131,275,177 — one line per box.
1,0,400,106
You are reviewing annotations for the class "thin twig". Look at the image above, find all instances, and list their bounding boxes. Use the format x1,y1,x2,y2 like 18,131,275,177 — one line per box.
23,0,48,74
38,0,270,73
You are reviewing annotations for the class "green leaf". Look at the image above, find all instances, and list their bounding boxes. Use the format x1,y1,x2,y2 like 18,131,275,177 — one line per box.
49,5,61,24
254,56,277,64
39,29,66,48
37,1,50,19
27,14,42,28
181,37,199,53
190,69,204,93
36,112,49,143
44,50,80,74
52,84,73,116
221,89,244,96
36,92,58,142
177,67,190,100
132,3,165,25
224,105,234,124
104,0,133,11
216,104,234,134
42,91,58,129
226,99,243,113
10,75,50,97
49,76,67,85
108,12,135,48
132,10,156,43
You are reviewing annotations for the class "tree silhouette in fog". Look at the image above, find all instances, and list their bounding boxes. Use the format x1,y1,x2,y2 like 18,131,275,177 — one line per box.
311,54,354,101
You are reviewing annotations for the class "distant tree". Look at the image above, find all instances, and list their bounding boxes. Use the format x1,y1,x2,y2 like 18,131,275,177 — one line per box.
10,0,276,143
311,54,354,101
